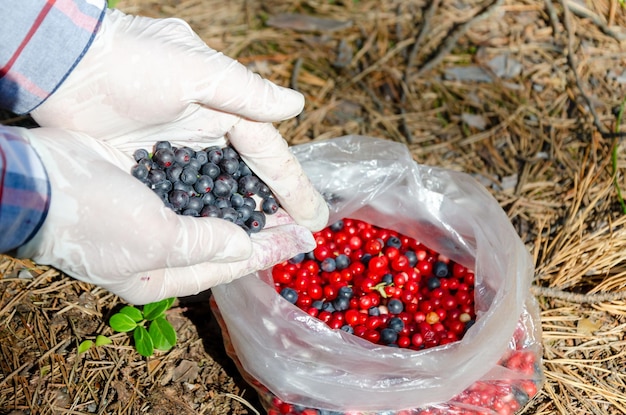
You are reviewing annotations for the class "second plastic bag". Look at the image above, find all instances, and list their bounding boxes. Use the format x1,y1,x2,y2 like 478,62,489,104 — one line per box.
212,135,542,413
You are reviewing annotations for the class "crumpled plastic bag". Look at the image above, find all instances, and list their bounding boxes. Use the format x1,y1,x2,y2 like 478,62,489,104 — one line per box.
211,135,543,414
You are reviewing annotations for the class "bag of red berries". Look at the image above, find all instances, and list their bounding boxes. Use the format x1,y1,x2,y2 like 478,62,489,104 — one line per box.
211,135,543,415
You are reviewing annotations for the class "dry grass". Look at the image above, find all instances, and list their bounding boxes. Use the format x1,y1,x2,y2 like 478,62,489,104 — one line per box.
2,0,626,414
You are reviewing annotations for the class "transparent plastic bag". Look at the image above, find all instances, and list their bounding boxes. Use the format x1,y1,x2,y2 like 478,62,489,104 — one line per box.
211,135,543,414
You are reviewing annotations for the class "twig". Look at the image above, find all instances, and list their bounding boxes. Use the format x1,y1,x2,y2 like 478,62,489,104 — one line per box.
404,0,442,81
414,0,505,78
567,0,626,41
531,285,626,304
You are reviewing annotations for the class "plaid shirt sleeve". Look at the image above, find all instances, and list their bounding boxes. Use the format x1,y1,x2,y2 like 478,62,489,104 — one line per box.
0,126,50,253
0,0,107,114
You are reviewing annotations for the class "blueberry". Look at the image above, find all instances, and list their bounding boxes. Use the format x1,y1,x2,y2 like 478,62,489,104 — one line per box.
214,198,231,209
242,196,256,209
208,149,223,164
380,328,398,344
152,180,172,193
361,253,372,266
130,164,149,180
335,254,350,270
321,258,336,272
148,168,167,184
340,325,354,334
154,141,172,151
222,146,239,160
187,196,204,212
174,147,193,166
387,317,404,333
201,162,220,179
368,306,380,316
219,158,239,175
288,252,306,264
133,148,150,162
220,207,239,222
200,205,220,218
387,299,403,314
257,183,272,198
238,175,261,195
137,157,154,171
201,192,216,206
193,175,214,194
212,179,232,198
386,236,402,248
153,148,175,168
188,157,203,171
405,250,418,267
182,208,199,216
280,287,298,304
173,181,194,196
311,300,324,310
169,190,189,210
236,204,254,221
180,167,198,185
238,161,252,177
426,276,441,290
166,165,183,182
246,211,266,233
337,285,353,299
382,273,394,285
322,301,336,312
433,261,449,278
194,150,208,165
332,296,350,311
230,193,245,208
329,220,344,232
262,197,279,214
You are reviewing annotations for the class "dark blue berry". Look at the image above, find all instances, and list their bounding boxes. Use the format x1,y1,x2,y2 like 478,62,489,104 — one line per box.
387,299,403,314
180,167,198,185
174,147,193,166
201,162,220,179
236,204,254,221
262,197,279,214
335,254,350,270
387,317,404,333
187,196,204,212
219,158,239,175
368,306,380,316
154,141,172,151
201,192,215,206
214,198,231,209
337,286,353,299
207,149,223,164
341,325,354,334
312,300,324,310
238,175,261,195
131,164,149,180
288,252,305,264
329,220,344,232
433,261,449,278
169,190,189,210
380,328,398,344
182,208,199,216
153,180,172,193
280,287,298,304
133,148,149,162
405,250,418,267
153,148,175,168
246,211,266,233
194,150,208,165
321,258,336,272
166,165,183,182
221,146,239,160
200,205,220,218
148,169,167,184
382,273,393,285
386,236,402,248
427,277,441,290
238,161,252,177
332,296,350,311
230,193,245,208
193,175,214,194
322,301,336,312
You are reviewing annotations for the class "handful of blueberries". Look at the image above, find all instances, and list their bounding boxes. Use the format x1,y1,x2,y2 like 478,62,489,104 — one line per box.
130,141,279,234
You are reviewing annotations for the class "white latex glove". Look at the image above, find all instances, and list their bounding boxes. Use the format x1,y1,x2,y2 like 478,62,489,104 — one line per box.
15,126,316,305
32,8,328,232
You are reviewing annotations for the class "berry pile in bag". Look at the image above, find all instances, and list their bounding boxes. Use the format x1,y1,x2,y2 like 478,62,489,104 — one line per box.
272,218,475,349
130,141,279,234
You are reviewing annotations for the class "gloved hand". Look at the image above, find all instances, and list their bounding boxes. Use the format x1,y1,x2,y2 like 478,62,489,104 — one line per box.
31,8,328,232
15,126,316,305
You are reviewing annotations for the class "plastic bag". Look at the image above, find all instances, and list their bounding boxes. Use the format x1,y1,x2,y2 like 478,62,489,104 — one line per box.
211,135,543,414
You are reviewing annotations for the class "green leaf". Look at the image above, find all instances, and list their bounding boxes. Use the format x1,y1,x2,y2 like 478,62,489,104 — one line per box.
142,298,172,321
163,297,176,310
107,0,120,8
109,313,138,333
78,340,93,354
119,305,144,322
95,335,112,347
134,326,154,357
149,316,177,351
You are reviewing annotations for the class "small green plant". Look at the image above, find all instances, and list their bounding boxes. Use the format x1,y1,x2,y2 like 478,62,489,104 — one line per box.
77,298,177,357
108,297,178,357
